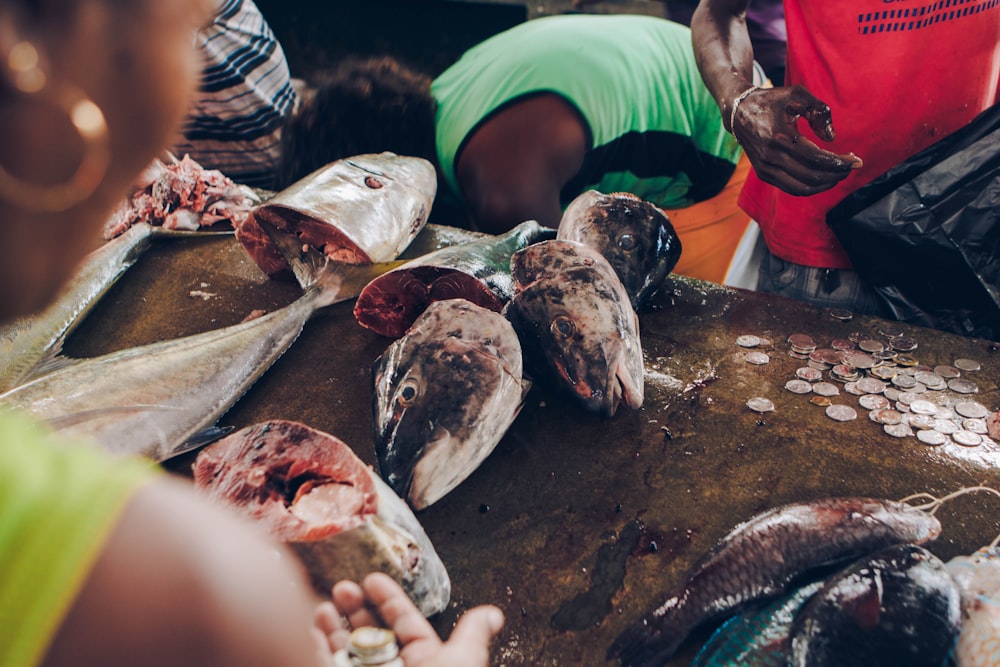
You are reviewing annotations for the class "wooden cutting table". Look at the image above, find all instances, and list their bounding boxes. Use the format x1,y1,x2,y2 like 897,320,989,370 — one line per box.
63,227,1000,666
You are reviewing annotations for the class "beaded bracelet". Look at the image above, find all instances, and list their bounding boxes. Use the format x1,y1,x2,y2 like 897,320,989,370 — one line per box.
729,85,761,137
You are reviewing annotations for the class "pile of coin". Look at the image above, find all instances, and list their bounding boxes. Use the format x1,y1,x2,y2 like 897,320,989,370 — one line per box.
738,324,997,448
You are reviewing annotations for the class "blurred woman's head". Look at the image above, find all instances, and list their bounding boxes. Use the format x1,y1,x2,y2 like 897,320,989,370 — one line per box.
0,0,215,319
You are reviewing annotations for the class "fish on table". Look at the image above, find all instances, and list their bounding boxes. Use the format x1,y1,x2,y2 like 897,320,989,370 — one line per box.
372,298,529,510
505,238,643,417
607,497,943,667
947,545,1000,666
0,222,232,394
192,419,451,616
236,152,437,278
557,190,682,310
354,220,555,339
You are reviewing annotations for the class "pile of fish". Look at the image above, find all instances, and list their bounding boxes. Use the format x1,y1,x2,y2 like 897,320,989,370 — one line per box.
364,190,680,509
192,419,451,616
608,494,1000,667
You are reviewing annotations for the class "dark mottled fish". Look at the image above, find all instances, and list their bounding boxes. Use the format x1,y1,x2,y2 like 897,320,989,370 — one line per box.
373,299,528,510
193,419,450,616
557,190,682,309
355,220,555,339
608,497,942,666
790,544,960,667
505,239,643,417
947,546,1000,666
692,579,826,667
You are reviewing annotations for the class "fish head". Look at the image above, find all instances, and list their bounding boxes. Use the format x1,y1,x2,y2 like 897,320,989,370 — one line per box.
557,191,682,309
372,299,526,509
507,250,643,416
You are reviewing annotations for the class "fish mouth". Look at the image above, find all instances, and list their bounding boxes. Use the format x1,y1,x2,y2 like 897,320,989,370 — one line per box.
608,352,644,416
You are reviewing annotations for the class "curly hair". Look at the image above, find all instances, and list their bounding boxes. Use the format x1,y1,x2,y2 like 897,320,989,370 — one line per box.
275,56,438,189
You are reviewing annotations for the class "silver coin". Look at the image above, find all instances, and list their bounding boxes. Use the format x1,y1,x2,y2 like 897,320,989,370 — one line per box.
844,352,876,369
884,387,902,401
963,418,988,434
909,399,939,415
859,394,891,410
812,349,846,365
877,323,905,337
934,407,957,421
747,397,775,413
812,382,840,397
948,378,980,394
909,414,937,430
757,338,774,348
737,334,761,348
788,351,811,360
828,309,854,321
933,419,959,435
955,401,989,419
826,404,857,422
895,367,917,375
890,337,918,352
870,409,904,425
808,360,830,371
855,378,887,394
892,374,918,389
858,339,886,353
796,367,824,382
934,365,961,379
785,379,814,394
788,333,816,348
917,429,947,446
954,358,982,372
913,371,945,387
896,391,920,405
895,401,911,413
953,430,983,447
745,351,771,365
831,338,856,350
844,381,866,396
884,423,914,438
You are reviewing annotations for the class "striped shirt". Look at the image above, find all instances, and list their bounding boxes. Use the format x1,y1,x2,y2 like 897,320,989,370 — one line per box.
172,0,297,189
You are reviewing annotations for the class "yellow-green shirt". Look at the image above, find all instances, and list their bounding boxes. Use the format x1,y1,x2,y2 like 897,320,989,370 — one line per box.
0,411,156,666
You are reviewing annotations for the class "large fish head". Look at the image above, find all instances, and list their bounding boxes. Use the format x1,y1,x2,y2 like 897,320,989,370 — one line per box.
372,299,526,509
557,191,682,309
507,269,643,417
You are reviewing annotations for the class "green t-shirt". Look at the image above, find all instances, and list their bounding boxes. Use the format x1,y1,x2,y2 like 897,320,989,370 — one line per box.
0,411,155,666
432,14,741,210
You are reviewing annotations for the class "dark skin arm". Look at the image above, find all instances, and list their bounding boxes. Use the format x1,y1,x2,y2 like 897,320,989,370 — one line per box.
690,0,863,196
454,93,588,234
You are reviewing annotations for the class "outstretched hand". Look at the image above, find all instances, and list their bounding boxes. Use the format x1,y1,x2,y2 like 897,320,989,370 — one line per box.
315,572,504,667
732,84,863,196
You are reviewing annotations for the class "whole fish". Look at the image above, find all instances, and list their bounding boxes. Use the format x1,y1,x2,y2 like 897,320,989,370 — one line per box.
0,223,231,393
692,579,827,667
789,544,960,667
0,255,396,461
608,497,943,666
372,299,529,510
236,152,436,277
192,419,451,616
354,220,555,339
947,546,1000,666
557,190,682,310
505,239,643,417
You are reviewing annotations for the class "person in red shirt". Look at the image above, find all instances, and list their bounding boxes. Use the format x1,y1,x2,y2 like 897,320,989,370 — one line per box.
691,0,1000,317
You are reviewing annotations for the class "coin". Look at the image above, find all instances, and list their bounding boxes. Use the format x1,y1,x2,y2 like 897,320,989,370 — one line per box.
812,349,845,365
844,352,876,369
933,365,961,379
955,401,989,419
953,430,983,447
909,399,939,415
796,367,824,382
963,418,988,434
747,397,775,413
855,377,887,394
884,387,902,401
831,338,856,350
871,367,898,382
877,324,904,337
811,396,833,407
892,375,918,389
948,378,980,394
917,429,947,446
890,337,918,352
826,404,857,422
871,408,904,425
812,382,840,397
913,371,945,388
844,381,866,396
954,358,982,372
933,419,959,435
858,339,886,353
785,379,814,394
745,351,770,365
859,394,891,411
737,334,761,348
896,392,920,405
788,333,816,349
909,414,937,430
828,309,854,321
884,423,914,438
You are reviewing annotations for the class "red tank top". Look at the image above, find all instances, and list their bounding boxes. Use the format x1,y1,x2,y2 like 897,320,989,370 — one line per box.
740,0,1000,268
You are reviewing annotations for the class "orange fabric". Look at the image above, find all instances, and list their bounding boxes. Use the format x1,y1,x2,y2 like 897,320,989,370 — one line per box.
662,152,751,283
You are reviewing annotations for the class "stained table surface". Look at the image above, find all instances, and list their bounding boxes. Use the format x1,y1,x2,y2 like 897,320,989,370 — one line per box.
63,226,1000,666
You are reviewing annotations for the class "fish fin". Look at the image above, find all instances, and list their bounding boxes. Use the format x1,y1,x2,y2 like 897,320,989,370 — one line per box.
43,404,180,431
312,259,409,310
21,354,79,381
165,425,235,459
254,216,330,290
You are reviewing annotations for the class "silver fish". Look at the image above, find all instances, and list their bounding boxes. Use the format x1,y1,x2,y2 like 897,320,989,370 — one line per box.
505,239,643,417
373,298,529,510
0,223,231,393
192,419,451,616
558,190,682,310
608,497,942,666
237,152,436,277
947,546,1000,666
0,256,396,461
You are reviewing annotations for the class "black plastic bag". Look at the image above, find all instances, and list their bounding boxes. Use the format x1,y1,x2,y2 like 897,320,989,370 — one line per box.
827,102,1000,341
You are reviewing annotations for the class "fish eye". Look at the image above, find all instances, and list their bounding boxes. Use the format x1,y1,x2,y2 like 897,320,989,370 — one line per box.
618,233,636,250
551,315,575,338
397,378,420,406
365,176,384,189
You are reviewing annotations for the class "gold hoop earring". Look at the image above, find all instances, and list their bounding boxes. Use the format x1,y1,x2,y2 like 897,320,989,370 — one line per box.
0,41,110,213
